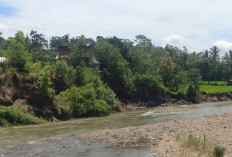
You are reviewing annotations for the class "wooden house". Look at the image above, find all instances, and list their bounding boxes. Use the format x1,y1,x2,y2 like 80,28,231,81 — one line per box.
55,46,72,59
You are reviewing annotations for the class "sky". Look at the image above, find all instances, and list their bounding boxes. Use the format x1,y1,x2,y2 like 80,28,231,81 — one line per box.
1,0,232,52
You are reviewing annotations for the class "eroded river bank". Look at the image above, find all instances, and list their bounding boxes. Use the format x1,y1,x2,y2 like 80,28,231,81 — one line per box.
1,101,232,156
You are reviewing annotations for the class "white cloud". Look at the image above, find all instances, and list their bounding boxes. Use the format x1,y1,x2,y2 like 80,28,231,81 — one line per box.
0,23,7,31
1,0,232,51
214,41,232,52
163,34,184,46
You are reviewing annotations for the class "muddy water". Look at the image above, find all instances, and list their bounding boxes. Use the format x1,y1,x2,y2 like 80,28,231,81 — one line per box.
0,101,232,156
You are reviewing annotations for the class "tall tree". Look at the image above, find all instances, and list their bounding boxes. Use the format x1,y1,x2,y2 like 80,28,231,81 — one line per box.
209,46,220,83
94,40,134,100
7,31,31,72
29,30,48,52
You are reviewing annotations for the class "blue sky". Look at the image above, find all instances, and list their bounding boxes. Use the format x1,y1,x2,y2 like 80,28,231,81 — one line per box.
0,2,17,16
1,0,232,52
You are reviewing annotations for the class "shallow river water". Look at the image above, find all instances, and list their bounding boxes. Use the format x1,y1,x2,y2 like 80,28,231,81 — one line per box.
0,101,232,156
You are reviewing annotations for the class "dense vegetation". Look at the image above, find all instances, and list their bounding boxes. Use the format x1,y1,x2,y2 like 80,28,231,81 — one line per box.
0,31,232,124
0,106,45,126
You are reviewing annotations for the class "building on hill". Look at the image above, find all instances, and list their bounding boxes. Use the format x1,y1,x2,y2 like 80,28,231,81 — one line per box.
54,45,100,66
55,46,72,59
0,57,6,62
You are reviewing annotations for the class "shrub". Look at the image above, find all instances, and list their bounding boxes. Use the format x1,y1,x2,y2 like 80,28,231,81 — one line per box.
179,133,226,157
52,60,76,93
87,100,111,116
0,106,46,126
37,65,52,95
214,145,226,157
187,85,198,102
75,66,121,111
134,73,160,101
54,85,113,119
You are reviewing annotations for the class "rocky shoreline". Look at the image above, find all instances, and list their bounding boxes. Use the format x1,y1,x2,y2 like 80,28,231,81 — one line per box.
78,113,232,157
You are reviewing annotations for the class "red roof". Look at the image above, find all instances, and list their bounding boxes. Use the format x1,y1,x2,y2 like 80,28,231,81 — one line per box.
58,46,71,57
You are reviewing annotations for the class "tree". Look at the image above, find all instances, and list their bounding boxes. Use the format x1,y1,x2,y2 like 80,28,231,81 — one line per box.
50,34,70,51
7,31,32,73
135,35,152,46
29,30,48,52
201,50,210,84
223,50,232,79
134,73,160,101
209,46,220,83
52,60,76,94
106,36,131,61
187,85,197,102
188,68,201,91
0,32,9,50
69,35,94,67
94,40,134,99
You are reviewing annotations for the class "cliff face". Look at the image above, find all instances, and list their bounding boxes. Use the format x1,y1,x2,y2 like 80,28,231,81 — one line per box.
0,74,55,121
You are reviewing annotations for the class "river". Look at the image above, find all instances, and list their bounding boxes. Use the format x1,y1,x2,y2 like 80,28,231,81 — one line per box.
0,101,232,156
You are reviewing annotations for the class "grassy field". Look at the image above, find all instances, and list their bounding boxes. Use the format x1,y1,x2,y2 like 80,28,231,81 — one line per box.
200,81,232,94
173,81,232,94
201,81,227,85
200,85,232,94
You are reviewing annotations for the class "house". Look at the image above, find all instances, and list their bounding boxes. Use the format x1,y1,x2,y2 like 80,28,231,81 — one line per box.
0,57,6,63
54,45,100,66
84,46,92,58
55,46,72,59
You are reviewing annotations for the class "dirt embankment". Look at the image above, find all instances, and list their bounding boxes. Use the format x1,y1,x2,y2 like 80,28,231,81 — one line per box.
123,91,232,109
1,73,232,122
0,74,55,121
79,113,232,157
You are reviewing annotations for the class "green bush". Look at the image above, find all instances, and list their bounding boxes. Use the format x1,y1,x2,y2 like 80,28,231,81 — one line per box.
87,100,111,116
134,73,160,101
54,85,113,119
187,85,198,102
97,87,121,111
75,66,121,111
37,65,52,94
52,60,76,93
214,145,226,157
0,106,46,126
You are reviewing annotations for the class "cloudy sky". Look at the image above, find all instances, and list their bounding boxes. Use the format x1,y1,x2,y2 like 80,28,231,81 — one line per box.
1,0,232,52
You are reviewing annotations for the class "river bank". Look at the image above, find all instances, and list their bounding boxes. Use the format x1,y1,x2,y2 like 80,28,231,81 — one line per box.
122,92,232,111
79,112,232,157
1,102,232,156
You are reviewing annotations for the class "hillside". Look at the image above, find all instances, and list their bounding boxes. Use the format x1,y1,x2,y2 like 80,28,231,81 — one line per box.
0,31,232,126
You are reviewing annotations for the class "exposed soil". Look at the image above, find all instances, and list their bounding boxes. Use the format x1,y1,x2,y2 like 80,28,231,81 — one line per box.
0,74,55,121
79,113,232,157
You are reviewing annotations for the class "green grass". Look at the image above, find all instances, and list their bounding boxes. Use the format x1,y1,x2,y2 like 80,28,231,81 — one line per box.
199,81,232,94
177,133,226,157
169,81,232,95
201,81,227,86
200,85,232,94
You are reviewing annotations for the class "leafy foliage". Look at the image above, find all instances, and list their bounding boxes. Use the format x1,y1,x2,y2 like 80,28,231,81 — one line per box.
0,106,46,126
54,85,112,119
134,73,160,101
94,40,134,99
37,65,52,94
52,60,76,93
2,30,232,121
6,31,32,73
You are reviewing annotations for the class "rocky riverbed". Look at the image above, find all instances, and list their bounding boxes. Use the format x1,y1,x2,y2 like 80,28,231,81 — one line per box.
79,113,232,157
